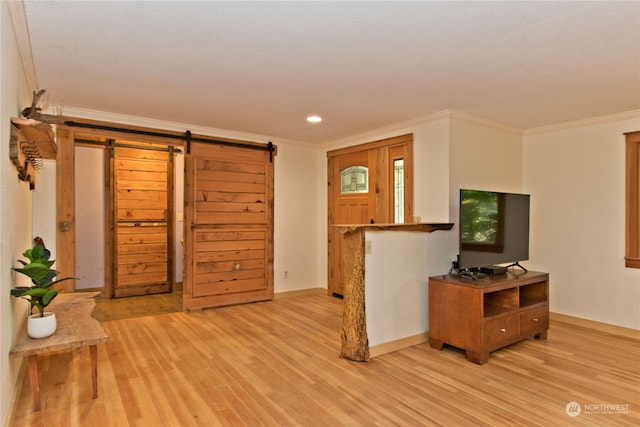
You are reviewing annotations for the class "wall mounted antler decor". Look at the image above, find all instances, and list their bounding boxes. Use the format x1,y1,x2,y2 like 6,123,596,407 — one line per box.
9,89,64,189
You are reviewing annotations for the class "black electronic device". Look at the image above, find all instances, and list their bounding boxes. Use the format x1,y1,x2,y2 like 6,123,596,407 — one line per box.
480,265,508,275
457,189,530,273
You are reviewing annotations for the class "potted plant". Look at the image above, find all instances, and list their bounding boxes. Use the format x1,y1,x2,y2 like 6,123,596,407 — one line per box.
10,238,74,338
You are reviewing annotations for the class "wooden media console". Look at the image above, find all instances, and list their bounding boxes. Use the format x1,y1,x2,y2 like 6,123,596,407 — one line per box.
428,270,549,364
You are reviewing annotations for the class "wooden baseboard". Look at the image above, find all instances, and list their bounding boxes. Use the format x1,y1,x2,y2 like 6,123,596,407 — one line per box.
274,287,325,300
370,332,429,358
77,287,104,293
550,312,640,340
83,284,317,300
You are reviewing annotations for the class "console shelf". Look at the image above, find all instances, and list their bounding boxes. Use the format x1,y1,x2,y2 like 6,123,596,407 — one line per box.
428,271,549,364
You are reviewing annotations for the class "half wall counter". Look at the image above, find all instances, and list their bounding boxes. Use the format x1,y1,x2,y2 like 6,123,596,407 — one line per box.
333,223,454,361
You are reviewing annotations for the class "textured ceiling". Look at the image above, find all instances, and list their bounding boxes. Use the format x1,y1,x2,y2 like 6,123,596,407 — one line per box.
21,1,640,144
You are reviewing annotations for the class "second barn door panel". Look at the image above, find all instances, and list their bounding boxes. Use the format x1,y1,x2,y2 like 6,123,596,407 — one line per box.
183,140,274,310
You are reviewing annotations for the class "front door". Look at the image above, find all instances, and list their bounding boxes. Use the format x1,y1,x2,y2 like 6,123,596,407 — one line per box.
327,134,414,296
183,140,275,310
328,150,375,296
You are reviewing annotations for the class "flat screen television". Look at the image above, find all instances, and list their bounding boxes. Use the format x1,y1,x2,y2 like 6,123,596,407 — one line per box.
458,189,530,275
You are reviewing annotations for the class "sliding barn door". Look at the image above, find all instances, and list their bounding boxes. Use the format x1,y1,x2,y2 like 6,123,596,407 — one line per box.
183,140,274,310
113,145,174,297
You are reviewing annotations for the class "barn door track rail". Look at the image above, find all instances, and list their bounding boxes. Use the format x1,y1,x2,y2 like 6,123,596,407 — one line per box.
64,121,275,162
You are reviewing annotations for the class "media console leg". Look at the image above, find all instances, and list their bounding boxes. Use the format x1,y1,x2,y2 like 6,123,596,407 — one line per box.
466,351,489,365
536,331,548,340
429,338,444,350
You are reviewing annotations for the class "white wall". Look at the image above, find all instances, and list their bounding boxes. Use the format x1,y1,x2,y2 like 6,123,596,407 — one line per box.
75,147,105,288
413,117,451,222
1,2,35,425
449,115,524,221
523,114,640,329
32,159,57,255
365,230,456,347
274,141,324,291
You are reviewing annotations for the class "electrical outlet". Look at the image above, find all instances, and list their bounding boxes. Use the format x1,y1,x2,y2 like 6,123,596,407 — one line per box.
284,270,289,279
365,240,372,254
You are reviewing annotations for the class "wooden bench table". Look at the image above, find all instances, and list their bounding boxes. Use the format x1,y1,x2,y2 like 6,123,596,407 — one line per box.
10,292,109,411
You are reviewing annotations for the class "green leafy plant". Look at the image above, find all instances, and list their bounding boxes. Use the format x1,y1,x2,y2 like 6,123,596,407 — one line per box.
10,239,75,317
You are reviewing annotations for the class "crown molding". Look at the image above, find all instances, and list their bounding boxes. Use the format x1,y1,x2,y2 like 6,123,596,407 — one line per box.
448,110,524,136
524,110,640,135
324,109,523,149
7,0,38,92
323,110,452,149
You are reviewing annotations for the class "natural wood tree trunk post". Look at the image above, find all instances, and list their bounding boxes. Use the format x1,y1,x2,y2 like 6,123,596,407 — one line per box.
340,229,369,361
335,222,454,362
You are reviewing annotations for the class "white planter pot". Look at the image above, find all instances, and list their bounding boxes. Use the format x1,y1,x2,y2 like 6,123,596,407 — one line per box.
27,312,57,339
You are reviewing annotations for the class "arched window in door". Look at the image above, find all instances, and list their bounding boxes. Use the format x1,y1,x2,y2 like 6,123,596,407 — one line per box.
340,166,369,194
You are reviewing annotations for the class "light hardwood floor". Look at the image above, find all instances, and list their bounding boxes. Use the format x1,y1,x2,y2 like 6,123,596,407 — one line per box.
9,294,640,426
92,288,183,322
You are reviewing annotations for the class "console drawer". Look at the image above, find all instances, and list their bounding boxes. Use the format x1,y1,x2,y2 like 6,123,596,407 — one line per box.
484,313,519,350
520,306,549,337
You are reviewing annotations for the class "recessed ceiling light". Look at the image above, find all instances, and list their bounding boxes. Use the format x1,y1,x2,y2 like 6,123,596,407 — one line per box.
307,115,322,123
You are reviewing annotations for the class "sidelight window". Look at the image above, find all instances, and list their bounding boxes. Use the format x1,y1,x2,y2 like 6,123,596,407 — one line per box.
393,159,404,223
